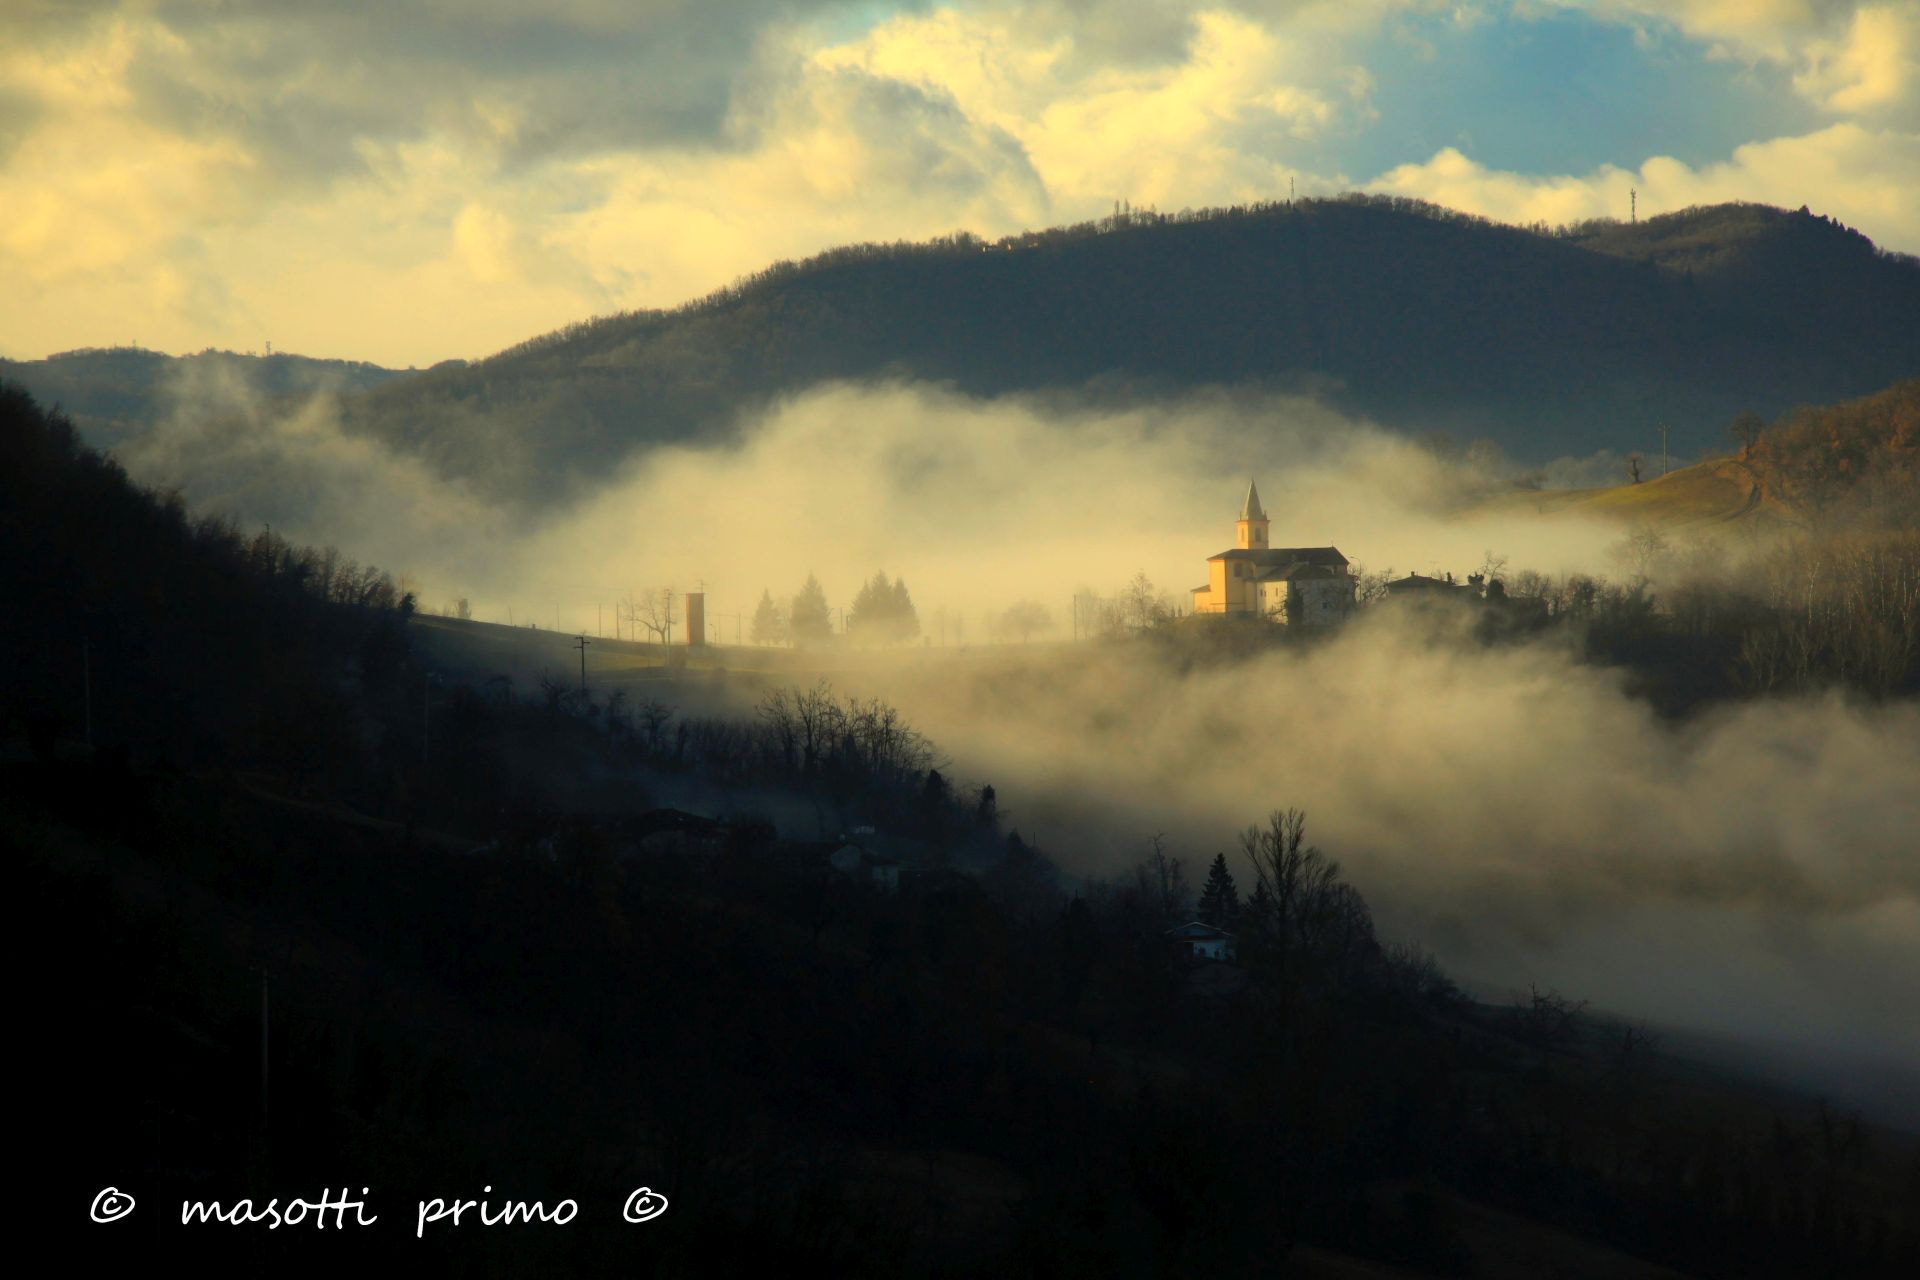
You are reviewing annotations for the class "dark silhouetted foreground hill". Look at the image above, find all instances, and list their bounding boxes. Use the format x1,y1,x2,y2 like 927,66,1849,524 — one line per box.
338,196,1919,504
0,379,413,781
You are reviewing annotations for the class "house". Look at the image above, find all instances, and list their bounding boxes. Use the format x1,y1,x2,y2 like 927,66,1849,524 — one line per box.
1385,571,1479,599
1165,921,1237,961
1190,481,1355,627
632,808,731,856
827,842,900,890
1386,572,1548,627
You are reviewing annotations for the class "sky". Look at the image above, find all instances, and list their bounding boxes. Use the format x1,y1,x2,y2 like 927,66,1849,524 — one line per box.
3,0,1917,368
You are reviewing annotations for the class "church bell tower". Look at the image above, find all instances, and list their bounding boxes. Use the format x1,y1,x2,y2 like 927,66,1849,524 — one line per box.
1236,479,1269,550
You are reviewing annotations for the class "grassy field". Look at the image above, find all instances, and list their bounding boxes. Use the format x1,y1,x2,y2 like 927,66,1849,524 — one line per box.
1468,457,1791,531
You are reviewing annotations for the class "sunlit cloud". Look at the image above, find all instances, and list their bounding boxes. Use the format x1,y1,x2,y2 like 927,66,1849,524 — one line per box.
1372,121,1920,246
2,1,1914,366
1556,1,1918,118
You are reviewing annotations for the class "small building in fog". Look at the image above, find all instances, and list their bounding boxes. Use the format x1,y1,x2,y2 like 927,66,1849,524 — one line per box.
1189,481,1355,628
1165,921,1236,961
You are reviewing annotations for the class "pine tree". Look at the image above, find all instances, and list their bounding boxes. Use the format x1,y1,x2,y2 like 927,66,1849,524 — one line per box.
1198,852,1240,927
750,588,786,645
848,571,922,646
790,573,832,646
847,571,891,644
889,575,921,643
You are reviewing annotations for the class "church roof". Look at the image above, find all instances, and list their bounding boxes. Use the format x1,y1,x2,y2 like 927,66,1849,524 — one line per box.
1240,479,1266,522
1253,561,1344,582
1208,546,1348,568
1165,921,1234,941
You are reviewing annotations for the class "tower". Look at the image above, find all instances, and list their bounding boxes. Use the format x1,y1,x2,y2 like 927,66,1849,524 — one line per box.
1236,480,1269,550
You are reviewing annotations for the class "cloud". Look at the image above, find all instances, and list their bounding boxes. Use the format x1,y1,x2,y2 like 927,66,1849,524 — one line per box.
819,5,1368,208
844,601,1920,1118
1372,121,1920,247
0,2,1382,363
1557,1,1917,119
1795,4,1920,117
3,1,1915,366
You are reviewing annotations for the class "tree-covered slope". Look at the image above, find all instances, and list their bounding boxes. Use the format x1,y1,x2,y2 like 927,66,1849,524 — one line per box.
0,346,403,450
339,196,1920,504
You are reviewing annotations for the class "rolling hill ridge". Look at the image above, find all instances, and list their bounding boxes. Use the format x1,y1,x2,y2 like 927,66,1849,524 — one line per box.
339,196,1920,505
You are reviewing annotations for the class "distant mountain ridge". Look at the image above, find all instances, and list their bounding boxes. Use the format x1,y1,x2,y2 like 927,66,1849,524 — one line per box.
337,196,1918,505
13,197,1919,506
0,346,404,450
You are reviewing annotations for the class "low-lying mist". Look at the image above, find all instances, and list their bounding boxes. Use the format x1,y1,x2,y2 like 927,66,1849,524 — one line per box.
114,368,1917,1123
833,615,1920,1124
120,370,1630,631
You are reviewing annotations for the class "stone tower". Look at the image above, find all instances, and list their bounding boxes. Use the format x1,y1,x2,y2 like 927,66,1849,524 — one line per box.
1235,479,1269,550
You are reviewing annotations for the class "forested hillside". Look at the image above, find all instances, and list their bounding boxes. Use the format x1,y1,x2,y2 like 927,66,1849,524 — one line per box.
335,196,1919,505
0,380,413,786
0,346,402,449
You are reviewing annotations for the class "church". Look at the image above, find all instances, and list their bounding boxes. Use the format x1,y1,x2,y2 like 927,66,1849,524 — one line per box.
1189,481,1356,627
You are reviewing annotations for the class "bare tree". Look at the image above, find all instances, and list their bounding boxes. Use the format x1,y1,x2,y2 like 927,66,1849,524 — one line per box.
627,588,677,645
1134,835,1190,925
636,698,674,753
995,600,1052,642
1119,571,1166,632
1612,523,1670,584
1349,563,1395,606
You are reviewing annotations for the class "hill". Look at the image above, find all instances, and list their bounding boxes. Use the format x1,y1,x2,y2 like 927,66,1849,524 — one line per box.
1471,378,1920,533
333,196,1919,506
9,380,1918,1275
0,345,403,450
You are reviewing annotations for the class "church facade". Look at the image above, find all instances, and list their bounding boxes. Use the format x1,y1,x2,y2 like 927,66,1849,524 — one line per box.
1189,481,1356,628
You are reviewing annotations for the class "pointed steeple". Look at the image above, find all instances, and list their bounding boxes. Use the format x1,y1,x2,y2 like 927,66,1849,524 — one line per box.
1235,479,1270,550
1240,479,1265,522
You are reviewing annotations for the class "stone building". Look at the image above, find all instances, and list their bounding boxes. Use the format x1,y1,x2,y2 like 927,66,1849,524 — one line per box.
1189,480,1355,627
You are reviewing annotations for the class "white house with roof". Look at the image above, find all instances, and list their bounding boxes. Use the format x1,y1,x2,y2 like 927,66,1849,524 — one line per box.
1165,921,1237,961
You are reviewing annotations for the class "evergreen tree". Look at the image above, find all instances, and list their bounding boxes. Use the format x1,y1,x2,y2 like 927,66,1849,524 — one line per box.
847,571,891,644
1198,852,1240,927
889,575,921,643
789,573,832,646
749,588,786,645
848,570,921,645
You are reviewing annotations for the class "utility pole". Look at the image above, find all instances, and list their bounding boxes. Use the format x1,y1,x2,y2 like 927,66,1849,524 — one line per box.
1658,424,1670,477
1630,187,1637,223
574,634,591,694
